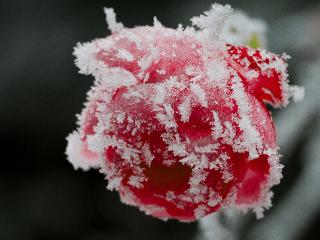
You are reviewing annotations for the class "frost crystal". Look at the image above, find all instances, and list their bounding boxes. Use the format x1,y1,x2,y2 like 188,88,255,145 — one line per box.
66,3,303,222
104,8,124,33
191,3,232,36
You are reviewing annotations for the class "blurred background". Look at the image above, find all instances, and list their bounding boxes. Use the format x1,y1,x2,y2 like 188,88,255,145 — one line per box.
1,0,319,239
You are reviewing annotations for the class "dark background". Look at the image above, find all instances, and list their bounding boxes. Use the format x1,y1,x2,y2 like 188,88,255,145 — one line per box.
1,0,319,239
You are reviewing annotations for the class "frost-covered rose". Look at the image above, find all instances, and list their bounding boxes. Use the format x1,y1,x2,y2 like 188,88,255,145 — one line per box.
66,4,303,222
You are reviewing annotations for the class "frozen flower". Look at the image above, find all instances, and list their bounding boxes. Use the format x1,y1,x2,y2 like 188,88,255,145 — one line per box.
66,4,303,222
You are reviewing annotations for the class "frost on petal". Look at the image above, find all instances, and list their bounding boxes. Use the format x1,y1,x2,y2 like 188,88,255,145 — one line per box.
227,45,298,108
66,131,101,171
94,67,138,90
191,3,232,36
104,7,124,33
66,4,303,222
178,96,192,122
153,16,163,28
73,41,100,75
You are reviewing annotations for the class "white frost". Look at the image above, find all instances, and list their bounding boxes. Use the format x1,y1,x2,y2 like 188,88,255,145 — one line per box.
104,7,124,33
